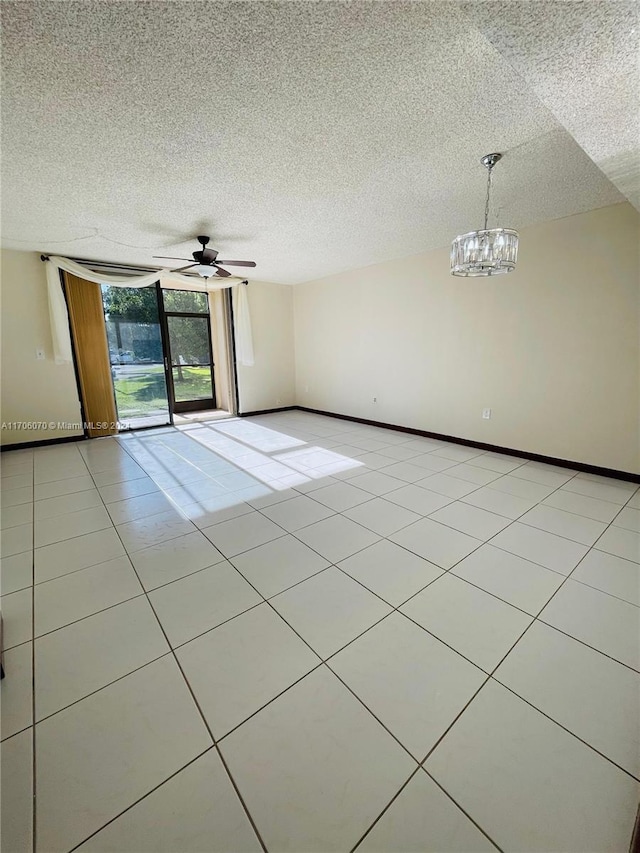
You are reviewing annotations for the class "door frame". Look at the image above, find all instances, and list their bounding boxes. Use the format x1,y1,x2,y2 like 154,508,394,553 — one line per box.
159,291,217,414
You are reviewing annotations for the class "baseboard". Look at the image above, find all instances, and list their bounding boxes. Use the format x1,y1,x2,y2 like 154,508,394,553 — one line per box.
238,406,297,417
1,434,87,452
295,406,640,484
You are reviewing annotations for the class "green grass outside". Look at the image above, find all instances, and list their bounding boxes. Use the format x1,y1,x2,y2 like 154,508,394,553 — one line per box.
113,366,213,417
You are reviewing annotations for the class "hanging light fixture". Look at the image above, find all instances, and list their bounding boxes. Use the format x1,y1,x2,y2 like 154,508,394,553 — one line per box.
450,153,518,277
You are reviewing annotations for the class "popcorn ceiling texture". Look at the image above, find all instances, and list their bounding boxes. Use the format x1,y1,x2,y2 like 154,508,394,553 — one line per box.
461,0,640,210
0,1,627,284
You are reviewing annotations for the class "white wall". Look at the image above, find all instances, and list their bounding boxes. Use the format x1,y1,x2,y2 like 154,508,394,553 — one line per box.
0,253,296,446
234,281,296,413
294,203,640,474
1,250,83,445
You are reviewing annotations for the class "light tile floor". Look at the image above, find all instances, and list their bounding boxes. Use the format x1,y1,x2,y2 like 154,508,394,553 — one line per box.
1,411,639,852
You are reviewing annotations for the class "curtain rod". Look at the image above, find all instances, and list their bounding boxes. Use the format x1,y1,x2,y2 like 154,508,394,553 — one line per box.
40,254,248,284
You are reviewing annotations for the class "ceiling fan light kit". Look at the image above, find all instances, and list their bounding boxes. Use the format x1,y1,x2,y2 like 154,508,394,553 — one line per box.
154,235,257,278
451,153,519,277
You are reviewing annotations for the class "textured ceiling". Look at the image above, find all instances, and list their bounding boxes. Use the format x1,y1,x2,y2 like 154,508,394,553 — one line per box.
462,0,640,210
0,1,628,284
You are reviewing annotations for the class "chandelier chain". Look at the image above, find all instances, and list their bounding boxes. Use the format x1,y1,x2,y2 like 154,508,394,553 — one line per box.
484,166,493,231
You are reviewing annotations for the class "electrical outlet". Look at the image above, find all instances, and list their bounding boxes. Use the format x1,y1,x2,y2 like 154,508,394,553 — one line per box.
304,385,309,393
373,397,377,403
276,398,282,405
36,348,45,360
482,408,491,419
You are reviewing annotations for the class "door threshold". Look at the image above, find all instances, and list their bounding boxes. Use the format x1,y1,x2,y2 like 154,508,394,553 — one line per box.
172,409,234,425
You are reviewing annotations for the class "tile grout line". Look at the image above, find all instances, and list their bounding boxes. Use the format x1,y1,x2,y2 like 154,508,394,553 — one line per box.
19,418,639,852
76,446,270,853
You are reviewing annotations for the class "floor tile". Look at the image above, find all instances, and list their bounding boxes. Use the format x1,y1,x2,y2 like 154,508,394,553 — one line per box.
379,461,434,483
1,642,33,740
452,544,564,614
416,472,479,499
76,750,261,852
542,488,623,522
343,497,421,536
177,603,320,738
1,550,32,594
294,515,380,563
572,549,640,606
0,587,32,649
129,531,225,591
410,453,458,472
260,494,335,531
595,525,640,563
357,769,497,852
444,464,501,486
511,463,575,488
426,680,639,853
271,567,392,658
0,485,33,507
1,472,33,490
1,522,33,557
202,511,286,557
561,477,634,505
35,596,169,720
488,474,556,501
230,534,329,598
331,613,485,759
491,522,589,575
98,476,161,504
519,504,607,546
390,518,481,570
179,496,255,529
462,486,538,519
220,666,415,852
628,491,640,509
385,484,452,516
429,501,511,540
376,443,424,461
106,491,177,525
36,655,211,853
614,506,640,533
1,502,32,530
91,462,147,487
431,446,484,463
35,527,126,584
495,621,640,777
149,561,262,647
540,579,640,670
338,540,443,606
33,475,95,501
34,505,113,548
35,556,142,636
470,453,525,474
34,489,102,521
1,729,33,853
348,470,407,496
311,481,372,511
401,574,532,671
116,509,194,553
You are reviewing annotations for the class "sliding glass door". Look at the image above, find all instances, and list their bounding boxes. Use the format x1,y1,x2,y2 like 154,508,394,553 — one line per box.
162,290,216,413
101,284,171,429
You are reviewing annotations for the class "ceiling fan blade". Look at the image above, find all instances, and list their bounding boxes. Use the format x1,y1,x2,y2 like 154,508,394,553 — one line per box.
173,263,198,273
214,266,232,277
153,256,193,261
215,260,256,267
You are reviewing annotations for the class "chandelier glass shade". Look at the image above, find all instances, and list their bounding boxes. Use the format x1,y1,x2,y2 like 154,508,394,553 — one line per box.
451,153,519,277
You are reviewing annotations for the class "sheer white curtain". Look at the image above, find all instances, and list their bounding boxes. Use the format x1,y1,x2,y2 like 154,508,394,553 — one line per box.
44,255,254,366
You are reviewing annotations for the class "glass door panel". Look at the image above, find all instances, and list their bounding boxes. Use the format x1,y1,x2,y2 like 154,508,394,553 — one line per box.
101,284,171,429
166,313,216,411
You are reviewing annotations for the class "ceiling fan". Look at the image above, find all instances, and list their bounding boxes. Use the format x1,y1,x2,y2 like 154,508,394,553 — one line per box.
154,236,256,279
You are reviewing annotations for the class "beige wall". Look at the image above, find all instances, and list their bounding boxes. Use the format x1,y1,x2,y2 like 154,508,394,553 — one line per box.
294,203,640,474
1,250,83,445
234,281,296,413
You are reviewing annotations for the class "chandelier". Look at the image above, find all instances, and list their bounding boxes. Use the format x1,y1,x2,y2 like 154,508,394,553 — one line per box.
451,153,518,277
